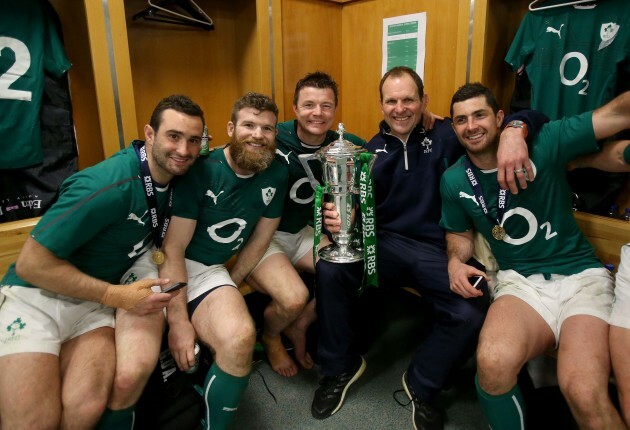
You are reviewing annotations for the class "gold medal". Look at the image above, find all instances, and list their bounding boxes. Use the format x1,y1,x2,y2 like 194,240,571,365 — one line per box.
492,225,506,241
152,250,166,265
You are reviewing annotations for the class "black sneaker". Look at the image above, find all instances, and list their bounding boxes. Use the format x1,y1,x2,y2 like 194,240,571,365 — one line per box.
311,357,366,419
402,372,444,430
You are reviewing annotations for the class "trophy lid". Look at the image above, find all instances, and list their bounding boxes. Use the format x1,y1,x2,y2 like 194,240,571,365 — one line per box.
321,123,365,156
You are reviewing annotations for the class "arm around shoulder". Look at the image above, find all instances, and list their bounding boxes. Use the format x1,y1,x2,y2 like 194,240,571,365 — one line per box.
592,91,630,140
569,139,630,172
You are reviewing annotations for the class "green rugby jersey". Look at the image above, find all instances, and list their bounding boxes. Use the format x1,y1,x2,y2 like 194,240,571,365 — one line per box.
440,112,601,276
2,143,170,286
275,120,365,234
174,147,288,266
505,0,630,119
0,0,72,168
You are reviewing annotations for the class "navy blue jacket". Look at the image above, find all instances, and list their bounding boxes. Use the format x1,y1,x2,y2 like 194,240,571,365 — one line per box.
367,110,549,244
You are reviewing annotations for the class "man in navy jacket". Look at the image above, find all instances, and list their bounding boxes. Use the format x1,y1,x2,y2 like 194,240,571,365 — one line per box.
311,66,548,430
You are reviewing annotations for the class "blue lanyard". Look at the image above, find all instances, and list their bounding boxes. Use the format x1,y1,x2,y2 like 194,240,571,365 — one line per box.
133,141,173,251
463,156,508,238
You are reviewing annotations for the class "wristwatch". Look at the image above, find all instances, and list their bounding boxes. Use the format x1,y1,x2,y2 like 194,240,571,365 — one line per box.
504,120,528,139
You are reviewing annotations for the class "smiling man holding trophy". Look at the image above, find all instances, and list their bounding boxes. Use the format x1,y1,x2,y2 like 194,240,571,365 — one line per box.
310,66,548,430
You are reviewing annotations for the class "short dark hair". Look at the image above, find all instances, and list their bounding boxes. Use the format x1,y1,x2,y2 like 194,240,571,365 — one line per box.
379,66,424,101
149,94,205,132
450,82,499,117
230,92,279,124
293,71,339,106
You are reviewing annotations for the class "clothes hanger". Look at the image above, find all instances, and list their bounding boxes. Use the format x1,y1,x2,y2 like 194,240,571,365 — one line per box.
133,0,214,30
529,0,598,11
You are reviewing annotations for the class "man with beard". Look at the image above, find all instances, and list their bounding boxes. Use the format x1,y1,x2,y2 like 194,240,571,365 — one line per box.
108,92,287,430
0,94,204,430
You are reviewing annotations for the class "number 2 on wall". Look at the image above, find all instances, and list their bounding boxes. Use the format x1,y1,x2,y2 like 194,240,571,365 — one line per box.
0,37,32,101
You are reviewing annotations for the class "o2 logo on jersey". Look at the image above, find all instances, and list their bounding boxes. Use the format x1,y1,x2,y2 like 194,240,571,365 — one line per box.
559,52,590,96
207,218,247,251
501,207,557,246
0,37,32,101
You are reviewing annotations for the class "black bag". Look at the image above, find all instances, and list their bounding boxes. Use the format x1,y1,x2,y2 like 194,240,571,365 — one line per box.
135,331,210,430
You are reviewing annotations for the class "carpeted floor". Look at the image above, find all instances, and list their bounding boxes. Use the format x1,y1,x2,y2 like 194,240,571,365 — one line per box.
136,285,580,429
233,287,488,429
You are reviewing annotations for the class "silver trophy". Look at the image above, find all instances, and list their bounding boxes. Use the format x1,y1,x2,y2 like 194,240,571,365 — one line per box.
299,123,376,263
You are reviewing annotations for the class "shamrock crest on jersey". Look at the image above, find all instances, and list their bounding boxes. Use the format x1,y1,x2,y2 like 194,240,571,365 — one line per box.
262,187,276,206
599,22,620,51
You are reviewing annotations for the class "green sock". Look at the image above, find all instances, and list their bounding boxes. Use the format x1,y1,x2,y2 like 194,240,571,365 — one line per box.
475,374,526,430
95,406,135,430
202,362,250,430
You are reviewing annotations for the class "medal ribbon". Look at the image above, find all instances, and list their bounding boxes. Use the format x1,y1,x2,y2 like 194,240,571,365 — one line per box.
359,152,378,291
463,156,508,235
133,141,173,253
312,185,324,268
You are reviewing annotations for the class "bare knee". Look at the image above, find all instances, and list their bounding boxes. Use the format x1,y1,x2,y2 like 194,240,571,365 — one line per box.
275,290,309,318
476,342,524,394
111,353,159,404
62,392,108,429
216,320,256,359
559,376,609,425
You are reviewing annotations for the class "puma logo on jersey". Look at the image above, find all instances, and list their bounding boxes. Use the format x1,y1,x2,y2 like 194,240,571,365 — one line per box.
459,191,479,206
276,148,292,164
206,189,224,205
375,145,388,154
127,210,148,225
546,24,564,39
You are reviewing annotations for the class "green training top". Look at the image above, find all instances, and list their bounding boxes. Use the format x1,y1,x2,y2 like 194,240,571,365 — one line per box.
440,112,601,276
173,147,288,266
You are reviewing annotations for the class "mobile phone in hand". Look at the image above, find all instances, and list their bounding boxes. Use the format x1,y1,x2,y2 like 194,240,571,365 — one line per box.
162,282,187,293
468,275,484,289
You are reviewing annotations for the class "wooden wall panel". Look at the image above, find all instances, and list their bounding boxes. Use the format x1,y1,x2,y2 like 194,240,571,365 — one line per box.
340,0,470,141
84,0,136,158
50,0,104,170
473,0,530,111
124,0,268,147
280,0,343,124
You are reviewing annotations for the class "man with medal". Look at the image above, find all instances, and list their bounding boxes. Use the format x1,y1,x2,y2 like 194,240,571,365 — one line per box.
440,83,630,430
0,95,205,429
312,67,547,429
112,93,288,430
247,71,366,377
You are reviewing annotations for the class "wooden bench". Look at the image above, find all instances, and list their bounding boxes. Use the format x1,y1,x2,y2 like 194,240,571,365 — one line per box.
0,217,40,279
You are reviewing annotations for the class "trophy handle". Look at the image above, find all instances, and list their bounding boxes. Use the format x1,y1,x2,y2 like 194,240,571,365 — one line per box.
298,153,320,190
